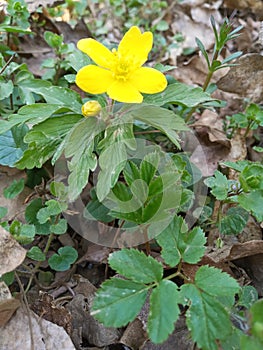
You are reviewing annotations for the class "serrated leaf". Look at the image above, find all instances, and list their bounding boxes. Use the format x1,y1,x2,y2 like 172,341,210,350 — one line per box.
156,215,206,267
148,280,180,343
182,283,233,350
48,246,78,271
109,249,163,283
143,82,217,107
91,277,148,327
204,170,229,200
238,286,258,309
195,265,240,298
3,178,24,199
219,207,248,235
130,104,187,148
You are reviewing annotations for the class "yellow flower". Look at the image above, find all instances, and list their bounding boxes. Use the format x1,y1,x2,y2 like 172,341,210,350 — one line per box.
75,26,167,103
82,100,102,117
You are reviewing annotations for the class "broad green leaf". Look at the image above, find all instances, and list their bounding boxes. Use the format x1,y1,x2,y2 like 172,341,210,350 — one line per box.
109,249,163,283
91,277,148,327
156,215,206,267
241,335,263,350
238,190,263,222
195,265,240,299
219,207,249,235
0,79,13,100
97,142,127,201
148,280,180,343
67,49,91,71
0,128,27,166
27,247,46,261
3,178,24,199
204,170,229,200
48,246,78,271
25,198,51,235
143,82,217,107
140,152,160,185
36,86,82,113
130,105,187,148
182,283,233,350
250,299,263,341
16,78,51,104
37,199,66,224
239,164,263,191
16,114,81,169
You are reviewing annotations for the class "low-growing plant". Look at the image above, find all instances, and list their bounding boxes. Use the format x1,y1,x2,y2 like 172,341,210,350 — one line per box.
1,3,263,349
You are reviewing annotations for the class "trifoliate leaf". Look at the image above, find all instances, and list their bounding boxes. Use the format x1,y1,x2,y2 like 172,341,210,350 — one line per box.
91,277,148,327
109,248,163,283
148,280,180,343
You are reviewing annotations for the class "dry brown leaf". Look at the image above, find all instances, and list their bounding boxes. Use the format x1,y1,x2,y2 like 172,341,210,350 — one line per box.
0,282,20,327
0,226,26,275
217,53,263,103
0,307,75,350
224,0,263,20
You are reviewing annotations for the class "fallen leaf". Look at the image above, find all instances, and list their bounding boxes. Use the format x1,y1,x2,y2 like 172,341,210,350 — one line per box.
217,53,263,103
0,226,26,275
0,282,20,327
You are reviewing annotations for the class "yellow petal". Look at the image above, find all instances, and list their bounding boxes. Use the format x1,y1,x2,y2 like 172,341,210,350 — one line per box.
118,26,153,66
130,67,167,94
107,80,143,103
76,65,114,94
77,38,115,69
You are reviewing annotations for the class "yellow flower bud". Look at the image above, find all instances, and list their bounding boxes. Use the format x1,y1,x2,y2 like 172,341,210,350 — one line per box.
81,100,102,117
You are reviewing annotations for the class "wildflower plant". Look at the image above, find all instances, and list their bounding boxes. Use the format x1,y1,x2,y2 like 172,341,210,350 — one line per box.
1,9,263,349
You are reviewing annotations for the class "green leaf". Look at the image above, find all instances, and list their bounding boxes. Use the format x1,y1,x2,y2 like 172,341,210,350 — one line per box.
130,104,188,148
37,199,66,224
241,335,263,350
250,299,263,341
143,82,217,107
240,164,263,191
182,281,236,350
91,277,148,327
12,224,36,244
109,249,163,283
27,247,46,261
195,265,240,299
204,170,229,200
238,190,263,222
148,280,180,343
0,128,27,166
50,218,67,235
0,206,8,219
156,215,206,267
140,152,160,185
219,207,249,235
238,286,258,309
25,198,51,235
48,246,78,271
16,78,51,105
0,79,13,100
3,178,24,199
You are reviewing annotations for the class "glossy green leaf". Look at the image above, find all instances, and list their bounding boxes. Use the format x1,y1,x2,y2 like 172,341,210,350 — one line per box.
48,246,78,271
91,277,148,327
109,248,163,283
148,280,180,343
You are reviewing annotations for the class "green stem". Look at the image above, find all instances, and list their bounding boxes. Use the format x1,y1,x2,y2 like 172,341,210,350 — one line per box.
24,232,55,293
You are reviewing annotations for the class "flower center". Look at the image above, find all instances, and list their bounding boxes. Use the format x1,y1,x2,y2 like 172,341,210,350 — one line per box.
111,50,138,81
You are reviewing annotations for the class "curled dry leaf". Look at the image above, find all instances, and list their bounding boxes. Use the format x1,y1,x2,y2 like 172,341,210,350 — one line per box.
0,282,20,327
217,53,263,103
0,226,26,275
